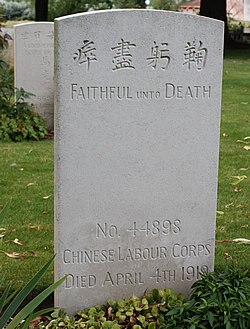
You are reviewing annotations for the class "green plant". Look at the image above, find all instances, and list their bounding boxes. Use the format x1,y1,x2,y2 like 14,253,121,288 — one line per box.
1,1,34,21
0,60,48,141
37,288,184,328
0,7,9,50
161,267,250,329
0,201,68,329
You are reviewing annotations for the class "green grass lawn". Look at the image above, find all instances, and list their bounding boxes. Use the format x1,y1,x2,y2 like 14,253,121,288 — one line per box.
215,49,250,273
0,49,249,295
0,141,54,292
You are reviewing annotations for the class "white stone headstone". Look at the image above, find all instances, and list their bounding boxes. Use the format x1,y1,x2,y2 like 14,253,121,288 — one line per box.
14,22,54,130
55,10,224,316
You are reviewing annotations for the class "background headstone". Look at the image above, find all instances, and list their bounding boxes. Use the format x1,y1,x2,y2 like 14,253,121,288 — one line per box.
55,10,224,316
14,22,54,130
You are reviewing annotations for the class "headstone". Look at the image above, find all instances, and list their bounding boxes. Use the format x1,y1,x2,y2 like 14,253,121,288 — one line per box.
14,22,54,130
55,10,224,316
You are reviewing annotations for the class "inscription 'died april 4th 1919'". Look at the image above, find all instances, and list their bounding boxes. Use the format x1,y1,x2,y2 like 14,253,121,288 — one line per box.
64,265,210,289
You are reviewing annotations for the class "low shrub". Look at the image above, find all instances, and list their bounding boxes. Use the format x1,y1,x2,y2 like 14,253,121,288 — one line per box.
37,267,249,329
0,60,48,141
38,288,184,329
162,267,250,329
1,1,34,21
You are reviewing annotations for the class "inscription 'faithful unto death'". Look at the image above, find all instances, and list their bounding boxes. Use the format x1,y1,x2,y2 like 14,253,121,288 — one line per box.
71,83,211,100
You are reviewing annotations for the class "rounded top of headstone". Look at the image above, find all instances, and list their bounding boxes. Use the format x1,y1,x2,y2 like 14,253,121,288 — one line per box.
14,21,54,30
55,9,224,27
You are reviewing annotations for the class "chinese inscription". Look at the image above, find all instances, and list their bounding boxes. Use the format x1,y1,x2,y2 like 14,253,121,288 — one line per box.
73,38,208,72
146,41,171,70
73,40,97,70
183,40,207,71
111,39,136,70
47,30,54,40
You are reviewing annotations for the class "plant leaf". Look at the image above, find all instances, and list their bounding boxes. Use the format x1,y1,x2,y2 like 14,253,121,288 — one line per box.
24,250,37,256
29,226,39,230
224,253,232,260
0,199,11,226
0,255,56,328
0,251,26,258
6,273,68,329
216,211,224,215
4,239,26,245
230,176,247,185
225,202,234,208
232,238,250,244
25,308,60,328
26,183,37,187
3,287,21,308
0,282,11,313
208,311,214,327
19,312,33,329
43,195,51,199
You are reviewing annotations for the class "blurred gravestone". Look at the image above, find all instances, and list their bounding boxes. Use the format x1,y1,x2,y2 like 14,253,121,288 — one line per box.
54,10,224,316
14,22,54,129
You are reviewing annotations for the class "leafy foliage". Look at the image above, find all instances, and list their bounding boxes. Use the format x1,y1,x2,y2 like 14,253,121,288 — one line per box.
150,0,178,11
0,1,34,21
45,0,146,21
38,288,184,328
162,267,250,329
37,267,250,328
113,0,146,9
48,0,113,20
0,60,48,141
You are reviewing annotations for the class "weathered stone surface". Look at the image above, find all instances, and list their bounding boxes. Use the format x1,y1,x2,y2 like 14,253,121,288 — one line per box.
54,10,224,316
14,22,54,129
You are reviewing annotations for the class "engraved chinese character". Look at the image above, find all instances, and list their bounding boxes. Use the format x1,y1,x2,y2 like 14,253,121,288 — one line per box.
147,41,171,70
183,40,207,71
111,38,136,70
34,31,41,39
42,69,50,81
73,40,97,70
21,31,29,39
42,56,50,66
47,30,54,40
